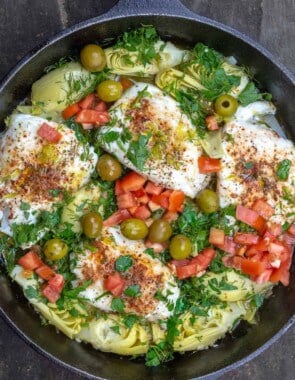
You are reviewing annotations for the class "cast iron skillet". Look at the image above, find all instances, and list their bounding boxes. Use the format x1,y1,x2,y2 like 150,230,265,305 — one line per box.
0,0,295,379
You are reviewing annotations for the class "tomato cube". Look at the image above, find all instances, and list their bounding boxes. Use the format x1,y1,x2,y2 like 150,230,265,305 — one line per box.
37,123,62,143
18,251,43,270
236,205,266,232
103,209,131,227
35,265,55,280
117,192,137,209
42,285,60,303
209,227,225,245
120,172,146,192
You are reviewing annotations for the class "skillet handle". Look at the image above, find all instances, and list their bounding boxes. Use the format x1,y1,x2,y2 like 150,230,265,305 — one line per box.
106,0,196,17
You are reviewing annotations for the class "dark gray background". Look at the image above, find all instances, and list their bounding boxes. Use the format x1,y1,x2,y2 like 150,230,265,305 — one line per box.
0,0,294,379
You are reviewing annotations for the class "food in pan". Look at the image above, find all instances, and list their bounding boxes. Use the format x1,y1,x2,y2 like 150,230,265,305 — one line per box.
1,26,294,367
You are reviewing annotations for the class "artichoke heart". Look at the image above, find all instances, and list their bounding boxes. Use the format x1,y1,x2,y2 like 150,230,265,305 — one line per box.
105,41,187,77
155,68,205,95
31,62,97,113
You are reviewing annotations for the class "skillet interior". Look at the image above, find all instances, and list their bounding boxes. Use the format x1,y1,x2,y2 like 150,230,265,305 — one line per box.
0,14,295,380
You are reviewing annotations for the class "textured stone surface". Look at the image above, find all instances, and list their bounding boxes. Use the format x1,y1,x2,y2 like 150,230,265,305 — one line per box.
0,0,294,379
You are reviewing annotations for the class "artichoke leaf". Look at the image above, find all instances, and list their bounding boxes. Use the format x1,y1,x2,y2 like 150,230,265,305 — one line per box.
155,68,204,96
105,41,187,77
31,62,97,113
200,129,224,158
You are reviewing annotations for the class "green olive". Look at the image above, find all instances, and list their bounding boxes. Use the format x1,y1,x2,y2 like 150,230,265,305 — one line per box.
214,94,238,117
195,189,219,214
44,238,69,261
169,234,192,260
121,218,149,240
96,80,123,102
80,44,106,72
148,219,172,243
81,212,103,238
96,154,122,181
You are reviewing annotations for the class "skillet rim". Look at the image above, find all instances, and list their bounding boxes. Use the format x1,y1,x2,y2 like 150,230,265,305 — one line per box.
0,10,295,380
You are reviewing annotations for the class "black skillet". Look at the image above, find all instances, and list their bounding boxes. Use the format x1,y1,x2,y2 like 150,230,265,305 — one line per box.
0,0,294,379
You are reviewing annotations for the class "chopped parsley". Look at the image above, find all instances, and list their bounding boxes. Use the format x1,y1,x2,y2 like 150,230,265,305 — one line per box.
124,284,141,297
146,341,174,367
200,68,240,101
238,82,272,106
24,286,39,300
175,89,207,138
111,298,125,313
126,134,151,171
110,325,120,334
115,256,133,272
115,25,162,66
123,314,139,329
276,159,291,181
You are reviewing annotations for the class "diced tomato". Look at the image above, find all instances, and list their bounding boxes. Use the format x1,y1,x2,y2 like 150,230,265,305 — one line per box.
132,188,146,198
62,103,81,120
137,194,150,204
78,93,96,109
170,259,190,267
115,180,124,196
37,123,62,143
148,201,162,212
252,269,273,284
234,232,260,245
282,232,295,245
42,285,60,303
209,227,225,245
176,263,197,280
103,209,131,227
266,222,282,237
94,100,107,112
270,250,292,286
119,76,134,91
117,192,137,209
231,256,243,270
249,237,270,253
168,190,185,212
104,272,126,296
35,265,55,281
240,258,265,276
268,240,289,264
236,205,266,232
128,206,138,215
215,236,237,255
288,224,295,236
162,211,179,222
205,115,219,131
191,247,216,272
198,156,221,174
151,193,170,209
237,245,247,256
75,109,110,125
18,251,43,270
145,240,167,253
120,172,146,192
145,181,163,195
132,205,151,220
252,199,274,220
261,253,273,269
48,274,65,293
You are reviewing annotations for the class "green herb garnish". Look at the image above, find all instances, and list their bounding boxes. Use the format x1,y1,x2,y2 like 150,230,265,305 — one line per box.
111,298,125,312
276,159,291,181
127,134,151,170
124,284,141,297
115,256,133,272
